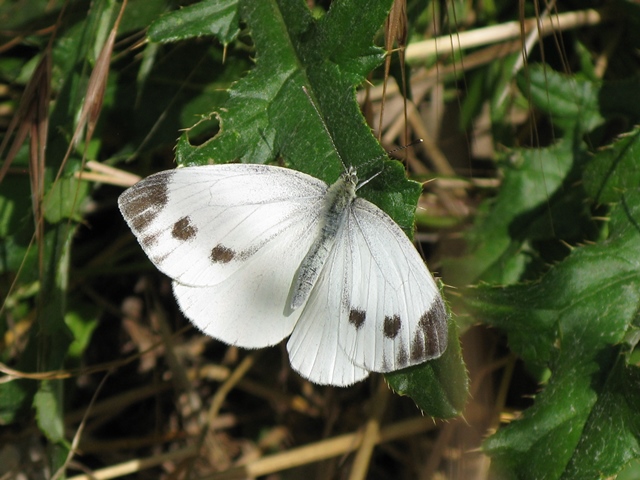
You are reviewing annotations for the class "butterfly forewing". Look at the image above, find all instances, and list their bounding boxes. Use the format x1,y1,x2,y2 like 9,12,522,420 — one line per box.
336,198,448,373
119,164,328,348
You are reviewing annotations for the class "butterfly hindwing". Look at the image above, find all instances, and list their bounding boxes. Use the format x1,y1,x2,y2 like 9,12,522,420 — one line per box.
171,233,308,348
287,229,369,386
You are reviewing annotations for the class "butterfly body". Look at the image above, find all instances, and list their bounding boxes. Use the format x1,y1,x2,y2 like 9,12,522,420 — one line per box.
290,167,357,310
119,163,447,386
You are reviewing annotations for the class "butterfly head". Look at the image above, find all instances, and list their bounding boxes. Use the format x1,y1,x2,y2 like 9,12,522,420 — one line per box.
342,166,359,188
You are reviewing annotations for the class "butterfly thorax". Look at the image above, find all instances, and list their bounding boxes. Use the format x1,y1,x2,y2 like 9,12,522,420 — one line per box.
324,167,358,219
288,168,358,311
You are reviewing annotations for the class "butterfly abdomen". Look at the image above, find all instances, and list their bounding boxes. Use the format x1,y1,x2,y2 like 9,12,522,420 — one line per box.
289,171,358,310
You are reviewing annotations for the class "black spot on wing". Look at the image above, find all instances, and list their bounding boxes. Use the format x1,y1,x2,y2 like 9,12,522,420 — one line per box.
172,216,197,241
349,309,366,329
383,315,401,339
211,245,235,264
120,171,173,232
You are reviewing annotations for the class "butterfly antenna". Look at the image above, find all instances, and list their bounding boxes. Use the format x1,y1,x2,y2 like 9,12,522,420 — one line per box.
387,138,424,157
302,86,349,171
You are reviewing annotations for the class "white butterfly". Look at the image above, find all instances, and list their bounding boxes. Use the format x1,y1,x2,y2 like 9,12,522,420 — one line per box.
118,161,448,386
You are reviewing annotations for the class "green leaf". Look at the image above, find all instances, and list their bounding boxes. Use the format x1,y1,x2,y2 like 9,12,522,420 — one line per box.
445,139,592,286
516,66,604,134
119,0,168,34
64,302,99,360
517,66,640,139
34,380,65,444
44,174,91,224
564,358,640,478
463,189,640,479
584,127,640,205
147,0,240,45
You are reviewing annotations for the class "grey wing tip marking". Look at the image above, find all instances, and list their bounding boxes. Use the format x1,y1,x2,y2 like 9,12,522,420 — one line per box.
418,296,449,359
119,170,174,233
394,296,448,369
140,232,160,248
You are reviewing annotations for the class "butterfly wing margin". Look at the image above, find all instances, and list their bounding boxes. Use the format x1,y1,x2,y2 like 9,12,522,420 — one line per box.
118,164,327,287
338,198,448,373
